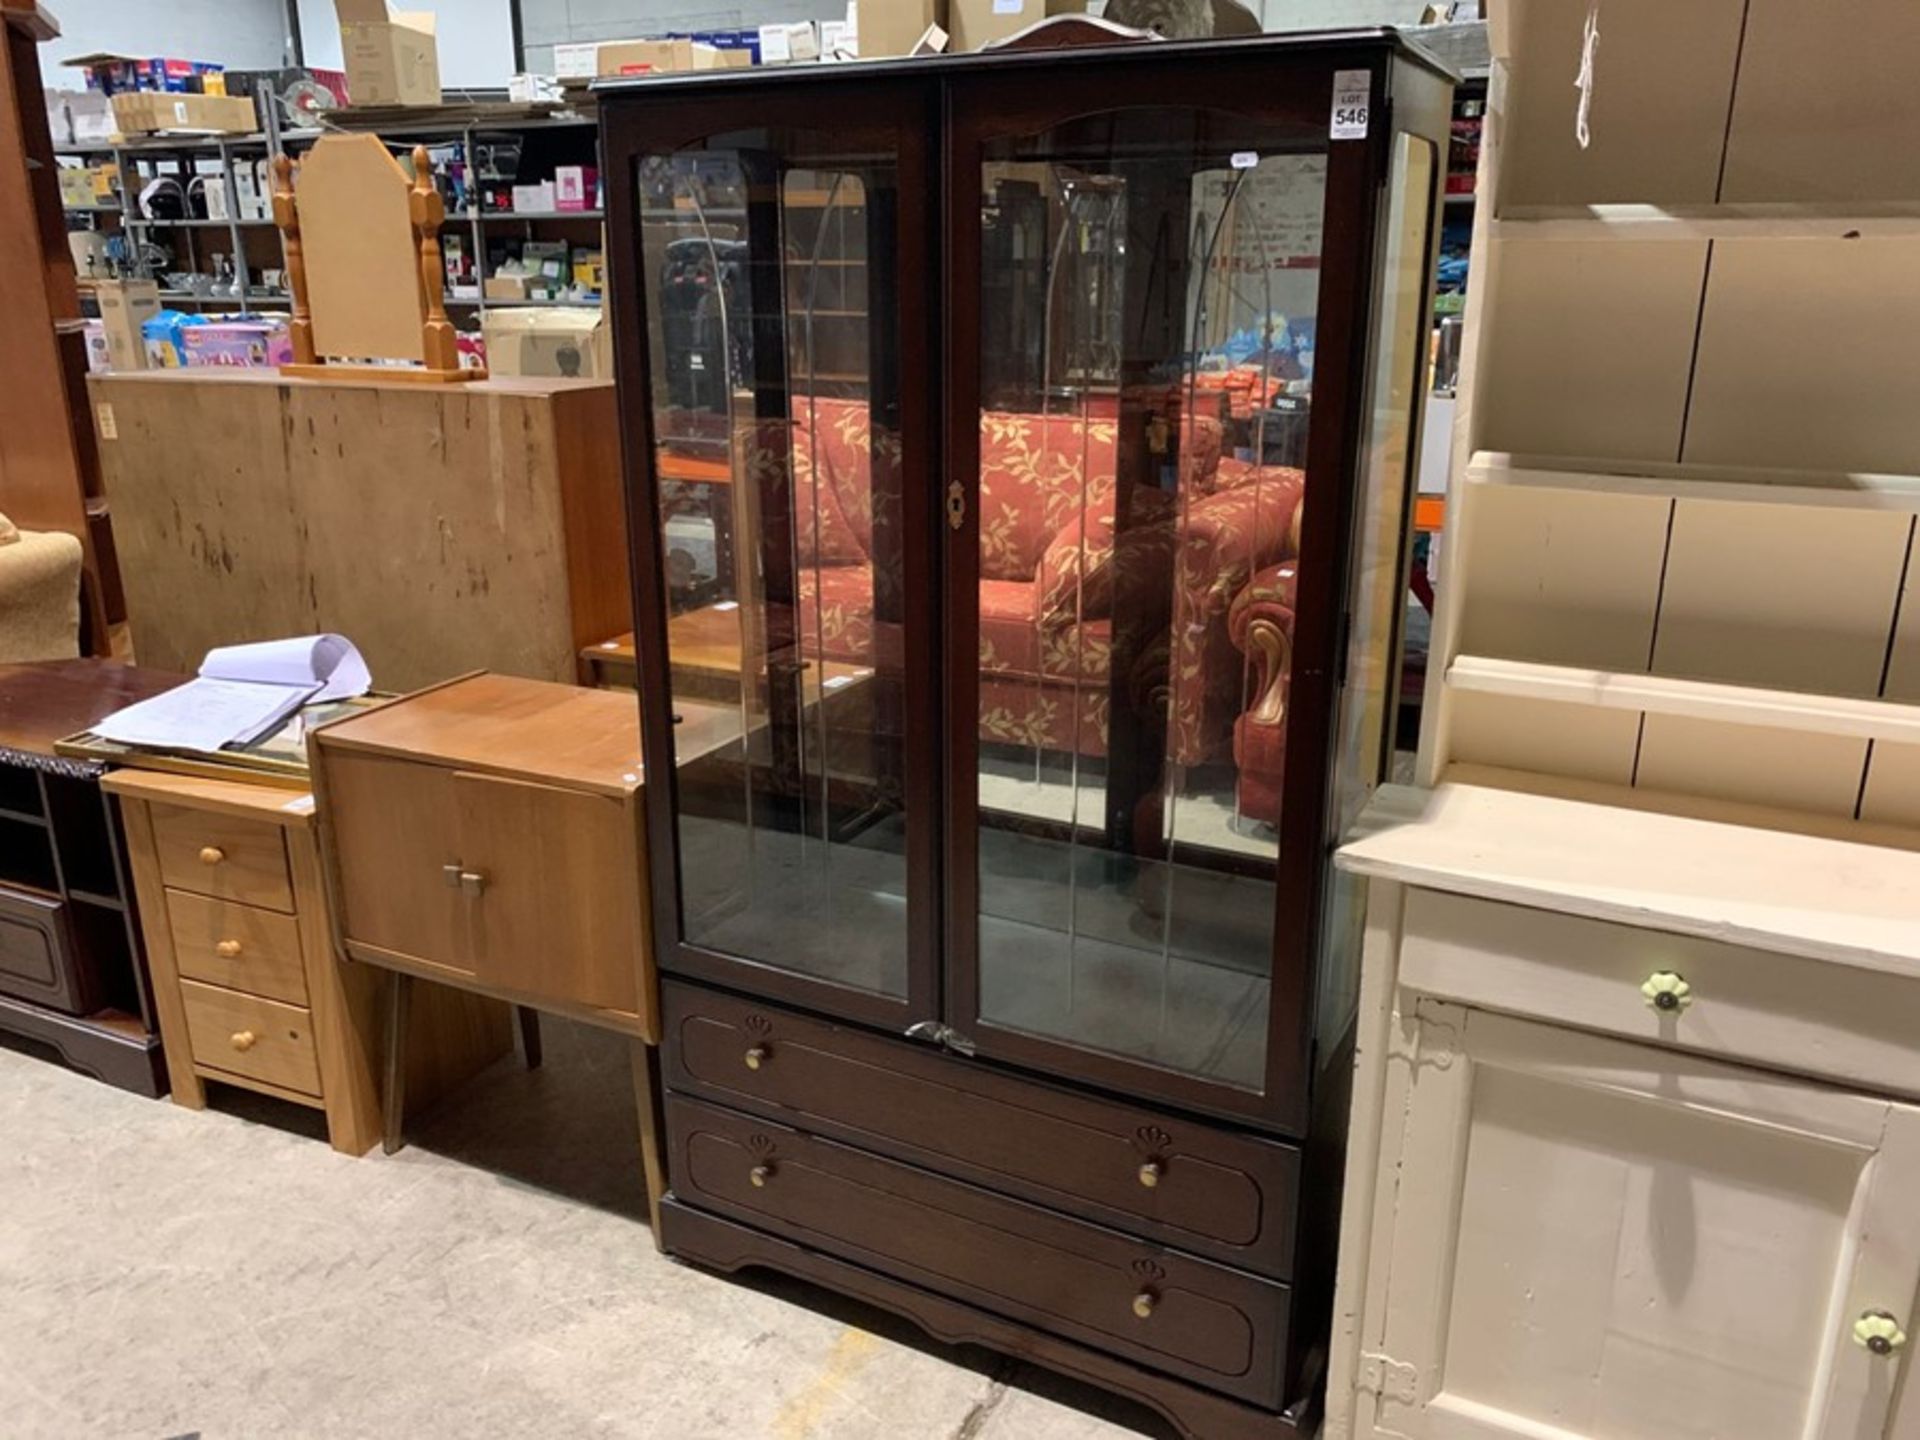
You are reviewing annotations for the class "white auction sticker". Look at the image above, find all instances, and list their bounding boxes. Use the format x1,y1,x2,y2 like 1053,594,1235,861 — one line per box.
1230,150,1259,170
1330,68,1371,140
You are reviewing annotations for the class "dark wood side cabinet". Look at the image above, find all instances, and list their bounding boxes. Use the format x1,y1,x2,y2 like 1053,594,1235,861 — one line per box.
0,660,183,1094
604,31,1453,1438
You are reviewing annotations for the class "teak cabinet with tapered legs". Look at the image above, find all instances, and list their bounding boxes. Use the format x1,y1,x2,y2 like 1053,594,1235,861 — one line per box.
604,29,1453,1437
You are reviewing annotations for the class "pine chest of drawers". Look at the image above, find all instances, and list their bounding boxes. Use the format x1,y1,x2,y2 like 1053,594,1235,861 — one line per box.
107,769,510,1155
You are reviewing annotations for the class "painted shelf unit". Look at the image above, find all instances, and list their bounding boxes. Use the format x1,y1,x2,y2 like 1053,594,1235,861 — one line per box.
1420,0,1920,834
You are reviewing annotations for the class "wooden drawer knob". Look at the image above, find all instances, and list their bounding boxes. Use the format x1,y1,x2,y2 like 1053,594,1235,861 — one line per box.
749,1163,774,1188
1641,971,1693,1013
230,1030,257,1052
199,846,226,866
1131,1290,1158,1320
216,939,243,959
744,1044,769,1071
1138,1161,1163,1189
1856,1311,1908,1356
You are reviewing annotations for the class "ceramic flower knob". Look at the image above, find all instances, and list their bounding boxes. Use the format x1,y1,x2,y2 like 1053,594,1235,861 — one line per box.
1854,1312,1908,1356
1641,971,1692,1013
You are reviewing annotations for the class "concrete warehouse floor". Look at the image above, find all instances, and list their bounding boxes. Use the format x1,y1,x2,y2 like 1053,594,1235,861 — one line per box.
0,1017,1179,1440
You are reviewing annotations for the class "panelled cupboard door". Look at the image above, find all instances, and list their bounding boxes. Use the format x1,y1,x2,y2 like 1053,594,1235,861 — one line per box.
454,772,645,1023
1359,1002,1920,1440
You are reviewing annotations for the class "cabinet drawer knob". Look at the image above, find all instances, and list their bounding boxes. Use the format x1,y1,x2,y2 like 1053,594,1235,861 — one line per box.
744,1044,769,1071
1131,1290,1158,1320
216,939,243,959
459,870,488,897
749,1163,774,1188
230,1030,257,1052
1138,1161,1163,1189
1641,971,1692,1013
1855,1312,1908,1356
199,846,226,866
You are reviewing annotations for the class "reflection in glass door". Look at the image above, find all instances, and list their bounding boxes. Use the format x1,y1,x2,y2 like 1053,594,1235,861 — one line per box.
635,130,914,1004
970,111,1329,1092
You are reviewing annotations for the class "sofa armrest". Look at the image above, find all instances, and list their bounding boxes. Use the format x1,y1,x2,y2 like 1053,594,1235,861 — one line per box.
1176,469,1306,624
0,530,84,664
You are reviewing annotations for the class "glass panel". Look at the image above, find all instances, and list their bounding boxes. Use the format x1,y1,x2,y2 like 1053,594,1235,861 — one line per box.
1318,135,1437,1047
974,109,1327,1090
638,133,910,999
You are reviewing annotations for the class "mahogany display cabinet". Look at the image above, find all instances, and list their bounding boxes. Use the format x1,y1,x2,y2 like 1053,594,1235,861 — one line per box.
603,30,1453,1438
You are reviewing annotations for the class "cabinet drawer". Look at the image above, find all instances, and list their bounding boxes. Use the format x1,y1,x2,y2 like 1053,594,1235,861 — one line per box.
667,1095,1290,1407
0,885,87,1014
1400,888,1920,1100
179,978,320,1097
167,889,308,1007
663,982,1299,1277
152,804,293,914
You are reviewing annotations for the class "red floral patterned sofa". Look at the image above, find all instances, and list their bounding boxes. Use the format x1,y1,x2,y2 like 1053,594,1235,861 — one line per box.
761,397,1305,770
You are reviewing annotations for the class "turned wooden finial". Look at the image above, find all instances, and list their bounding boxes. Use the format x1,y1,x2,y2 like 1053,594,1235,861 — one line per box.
408,144,462,374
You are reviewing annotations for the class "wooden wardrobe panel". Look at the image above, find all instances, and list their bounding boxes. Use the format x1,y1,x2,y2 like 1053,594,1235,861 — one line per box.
1650,501,1910,695
1500,0,1745,207
1477,241,1707,462
1721,0,1920,203
1449,690,1641,788
1684,239,1920,473
1860,743,1920,828
1636,716,1869,819
1458,486,1670,670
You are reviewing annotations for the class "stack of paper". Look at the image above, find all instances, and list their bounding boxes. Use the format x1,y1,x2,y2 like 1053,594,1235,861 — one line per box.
94,635,372,755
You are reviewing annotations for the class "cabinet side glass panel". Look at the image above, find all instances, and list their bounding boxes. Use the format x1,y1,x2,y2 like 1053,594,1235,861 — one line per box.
1317,134,1437,1049
637,134,910,999
972,109,1328,1090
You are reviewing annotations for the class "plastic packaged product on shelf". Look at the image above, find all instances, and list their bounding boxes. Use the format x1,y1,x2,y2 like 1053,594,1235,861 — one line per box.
181,318,295,369
141,311,208,369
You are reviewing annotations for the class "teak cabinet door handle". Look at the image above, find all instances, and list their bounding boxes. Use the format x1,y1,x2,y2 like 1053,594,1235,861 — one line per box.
230,1030,257,1052
199,846,225,866
459,870,488,897
216,939,243,959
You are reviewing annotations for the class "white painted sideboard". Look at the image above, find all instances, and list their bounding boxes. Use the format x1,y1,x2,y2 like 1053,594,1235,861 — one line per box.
1324,782,1920,1440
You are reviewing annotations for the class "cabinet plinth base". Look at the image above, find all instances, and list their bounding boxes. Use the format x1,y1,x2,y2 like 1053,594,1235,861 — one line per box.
659,1197,1307,1440
0,993,166,1098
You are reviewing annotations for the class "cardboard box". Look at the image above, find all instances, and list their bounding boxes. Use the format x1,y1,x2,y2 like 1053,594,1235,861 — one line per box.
855,0,948,57
948,0,1083,50
484,274,531,302
68,89,114,143
594,38,728,76
553,43,600,80
758,22,820,64
95,280,162,372
110,91,257,135
511,180,557,214
554,166,598,212
482,308,612,381
335,0,441,106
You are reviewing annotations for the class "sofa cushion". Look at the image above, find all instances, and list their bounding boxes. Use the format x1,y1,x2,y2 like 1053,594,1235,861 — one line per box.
978,412,1119,582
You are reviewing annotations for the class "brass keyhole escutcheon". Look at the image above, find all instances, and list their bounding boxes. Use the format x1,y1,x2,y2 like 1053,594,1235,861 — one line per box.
749,1164,774,1189
1138,1161,1163,1189
946,480,966,531
1132,1290,1158,1320
744,1045,769,1071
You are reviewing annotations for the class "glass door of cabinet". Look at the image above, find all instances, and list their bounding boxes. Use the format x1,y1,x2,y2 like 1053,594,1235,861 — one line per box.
608,87,940,1028
944,56,1419,1128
